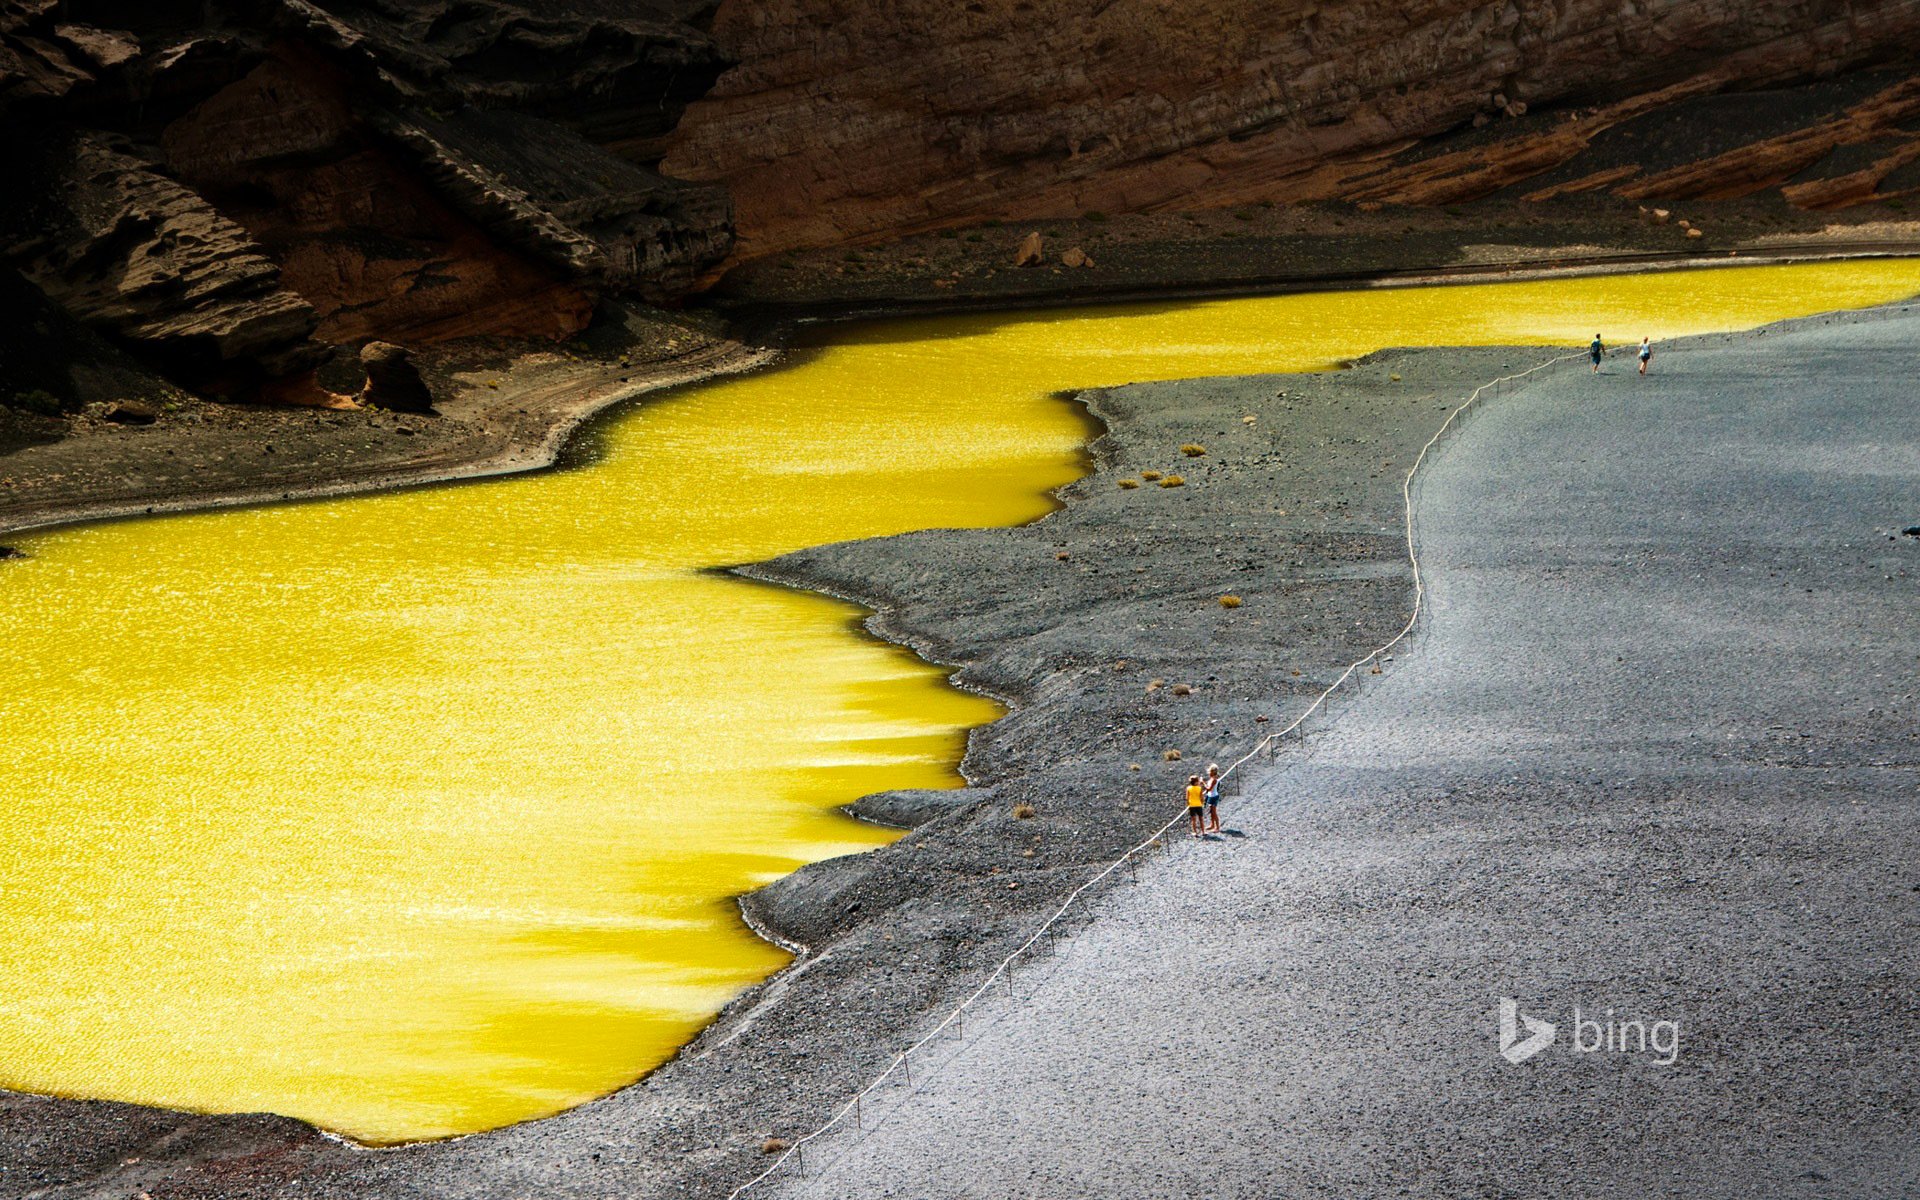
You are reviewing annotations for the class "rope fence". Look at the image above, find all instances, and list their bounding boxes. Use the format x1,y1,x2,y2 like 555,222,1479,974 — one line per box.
726,348,1585,1199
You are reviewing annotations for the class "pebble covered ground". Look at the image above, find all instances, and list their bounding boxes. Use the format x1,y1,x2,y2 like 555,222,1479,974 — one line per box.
761,306,1920,1200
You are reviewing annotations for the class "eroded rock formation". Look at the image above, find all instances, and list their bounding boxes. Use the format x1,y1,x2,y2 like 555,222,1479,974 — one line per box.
2,0,733,396
4,130,319,384
357,341,434,412
663,0,1920,256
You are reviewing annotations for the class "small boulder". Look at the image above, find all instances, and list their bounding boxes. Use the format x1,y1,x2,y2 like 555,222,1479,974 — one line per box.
850,787,996,828
1686,227,1704,239
1061,246,1093,268
358,342,435,413
103,400,158,425
1902,526,1919,537
1014,231,1043,267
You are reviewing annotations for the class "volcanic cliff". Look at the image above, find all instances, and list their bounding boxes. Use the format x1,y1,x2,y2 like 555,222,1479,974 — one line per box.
2,0,734,400
6,0,1920,413
663,0,1920,256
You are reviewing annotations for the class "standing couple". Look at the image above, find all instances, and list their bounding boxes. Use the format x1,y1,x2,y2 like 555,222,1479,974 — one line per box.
1590,334,1656,374
1185,765,1221,837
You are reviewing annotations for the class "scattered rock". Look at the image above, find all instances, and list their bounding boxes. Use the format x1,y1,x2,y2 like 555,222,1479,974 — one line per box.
1060,246,1093,268
357,343,435,413
849,787,995,828
1902,526,1920,537
102,400,159,425
1687,227,1705,238
1014,231,1043,267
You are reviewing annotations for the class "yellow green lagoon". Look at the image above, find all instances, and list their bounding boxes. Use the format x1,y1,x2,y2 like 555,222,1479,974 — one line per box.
2,260,1916,1142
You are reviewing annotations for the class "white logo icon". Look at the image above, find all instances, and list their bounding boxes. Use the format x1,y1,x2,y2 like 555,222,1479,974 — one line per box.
1499,997,1557,1064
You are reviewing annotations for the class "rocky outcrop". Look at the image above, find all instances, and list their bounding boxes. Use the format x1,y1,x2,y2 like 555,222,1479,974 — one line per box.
2,0,733,398
381,107,734,301
1,131,318,384
357,341,434,412
663,0,1920,257
157,50,598,345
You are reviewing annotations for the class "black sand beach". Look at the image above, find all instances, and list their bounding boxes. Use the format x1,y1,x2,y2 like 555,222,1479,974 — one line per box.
753,304,1920,1200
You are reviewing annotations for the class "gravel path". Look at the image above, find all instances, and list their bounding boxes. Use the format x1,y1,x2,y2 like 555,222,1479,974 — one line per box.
762,313,1920,1199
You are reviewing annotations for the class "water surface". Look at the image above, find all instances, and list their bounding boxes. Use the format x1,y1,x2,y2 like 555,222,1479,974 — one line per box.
3,260,1916,1142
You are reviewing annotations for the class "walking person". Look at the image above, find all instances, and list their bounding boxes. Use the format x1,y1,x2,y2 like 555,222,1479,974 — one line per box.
1185,774,1206,838
1637,336,1653,375
1589,334,1605,373
1203,764,1222,833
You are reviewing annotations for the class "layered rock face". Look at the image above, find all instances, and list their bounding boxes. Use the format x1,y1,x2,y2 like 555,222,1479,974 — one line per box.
663,0,1920,256
2,0,733,397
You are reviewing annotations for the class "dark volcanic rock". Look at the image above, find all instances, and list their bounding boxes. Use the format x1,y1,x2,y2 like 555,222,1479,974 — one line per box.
1,0,734,398
0,131,320,384
382,107,733,300
356,342,434,412
850,787,998,829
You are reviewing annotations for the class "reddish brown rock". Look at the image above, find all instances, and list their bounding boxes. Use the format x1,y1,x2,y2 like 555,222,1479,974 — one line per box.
160,51,598,345
357,342,435,413
2,131,318,382
664,0,1920,257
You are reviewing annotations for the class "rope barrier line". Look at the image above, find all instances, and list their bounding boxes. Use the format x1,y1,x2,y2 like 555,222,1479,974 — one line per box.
726,348,1583,1200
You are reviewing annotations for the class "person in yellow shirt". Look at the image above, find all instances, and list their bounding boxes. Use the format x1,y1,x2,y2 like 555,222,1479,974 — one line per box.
1185,774,1205,837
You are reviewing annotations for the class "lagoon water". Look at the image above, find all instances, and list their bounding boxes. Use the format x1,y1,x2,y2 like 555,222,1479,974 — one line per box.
3,261,1917,1142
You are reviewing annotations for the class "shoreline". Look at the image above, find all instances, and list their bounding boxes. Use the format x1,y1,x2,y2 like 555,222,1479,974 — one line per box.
3,240,1916,544
0,334,776,542
729,240,1920,325
2,270,1917,1199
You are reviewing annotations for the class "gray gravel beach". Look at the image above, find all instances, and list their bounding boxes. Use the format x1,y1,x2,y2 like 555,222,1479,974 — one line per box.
761,309,1920,1199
